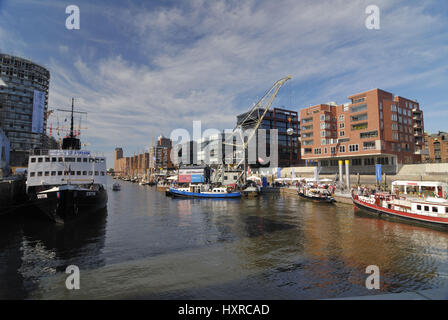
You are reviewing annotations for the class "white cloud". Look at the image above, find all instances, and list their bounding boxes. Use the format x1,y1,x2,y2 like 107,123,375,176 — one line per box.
12,0,446,163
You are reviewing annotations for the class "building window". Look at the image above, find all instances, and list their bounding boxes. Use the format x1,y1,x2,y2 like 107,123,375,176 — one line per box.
338,115,345,122
350,113,368,122
353,159,362,166
350,104,367,113
363,141,376,150
391,104,397,112
314,148,321,155
391,114,398,121
360,131,378,139
349,144,359,152
320,115,325,121
339,123,345,129
339,145,346,153
330,147,336,154
340,131,345,137
351,123,368,131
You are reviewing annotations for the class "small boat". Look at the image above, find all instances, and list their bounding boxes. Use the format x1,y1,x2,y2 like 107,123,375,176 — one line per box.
112,182,121,191
241,180,261,198
353,180,448,227
297,181,336,203
169,185,241,199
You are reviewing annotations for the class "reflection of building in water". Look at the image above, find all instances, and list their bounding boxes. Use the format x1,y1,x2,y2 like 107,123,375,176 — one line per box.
301,203,448,291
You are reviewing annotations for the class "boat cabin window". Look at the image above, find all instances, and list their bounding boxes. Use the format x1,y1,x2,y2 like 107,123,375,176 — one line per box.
417,205,422,211
58,171,62,176
65,157,76,162
30,172,35,177
89,158,94,163
45,157,50,162
52,157,57,162
51,171,56,176
95,171,98,176
101,172,105,176
38,157,43,163
44,171,49,176
446,207,448,214
424,206,430,212
83,171,87,175
83,158,87,162
89,171,93,175
432,207,439,213
77,158,82,162
37,172,42,176
77,171,81,175
31,158,36,163
58,157,63,162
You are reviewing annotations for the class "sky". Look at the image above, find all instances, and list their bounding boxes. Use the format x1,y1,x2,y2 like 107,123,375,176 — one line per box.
0,0,447,167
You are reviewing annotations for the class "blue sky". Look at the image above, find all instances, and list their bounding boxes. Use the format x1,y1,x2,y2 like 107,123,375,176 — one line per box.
1,0,447,165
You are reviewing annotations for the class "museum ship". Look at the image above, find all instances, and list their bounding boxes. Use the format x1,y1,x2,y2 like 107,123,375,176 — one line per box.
352,180,448,226
26,99,107,223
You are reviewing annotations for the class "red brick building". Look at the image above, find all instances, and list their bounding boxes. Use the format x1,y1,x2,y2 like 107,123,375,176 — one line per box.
300,89,424,174
423,131,448,163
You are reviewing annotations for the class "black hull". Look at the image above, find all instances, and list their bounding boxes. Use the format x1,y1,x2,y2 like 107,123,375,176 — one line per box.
28,188,108,223
298,192,336,203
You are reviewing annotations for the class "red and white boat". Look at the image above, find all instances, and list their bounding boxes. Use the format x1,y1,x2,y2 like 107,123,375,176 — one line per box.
352,181,448,226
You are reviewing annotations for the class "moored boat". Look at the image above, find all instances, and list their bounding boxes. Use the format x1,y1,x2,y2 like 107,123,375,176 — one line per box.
169,184,241,199
297,180,336,203
352,180,448,227
112,182,121,191
25,99,108,223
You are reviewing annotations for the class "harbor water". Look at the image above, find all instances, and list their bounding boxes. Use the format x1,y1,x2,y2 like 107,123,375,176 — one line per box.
1,176,448,299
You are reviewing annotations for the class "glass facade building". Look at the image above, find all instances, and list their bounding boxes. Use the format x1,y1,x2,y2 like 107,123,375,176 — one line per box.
0,54,50,166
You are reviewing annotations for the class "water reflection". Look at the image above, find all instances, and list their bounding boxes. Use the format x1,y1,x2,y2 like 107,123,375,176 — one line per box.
1,178,448,299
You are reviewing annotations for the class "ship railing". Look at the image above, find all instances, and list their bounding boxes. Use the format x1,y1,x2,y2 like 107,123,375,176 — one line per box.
29,149,105,158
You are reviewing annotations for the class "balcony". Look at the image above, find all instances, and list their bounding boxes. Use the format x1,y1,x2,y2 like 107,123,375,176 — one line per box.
415,149,429,155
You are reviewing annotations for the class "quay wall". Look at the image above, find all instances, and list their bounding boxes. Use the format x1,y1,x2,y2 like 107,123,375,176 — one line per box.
278,163,448,185
0,178,26,215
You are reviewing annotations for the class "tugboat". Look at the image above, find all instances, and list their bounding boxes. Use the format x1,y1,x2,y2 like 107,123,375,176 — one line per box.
352,180,448,227
297,179,336,203
25,98,108,223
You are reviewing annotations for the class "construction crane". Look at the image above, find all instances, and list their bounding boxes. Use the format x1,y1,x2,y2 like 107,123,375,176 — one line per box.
213,75,292,184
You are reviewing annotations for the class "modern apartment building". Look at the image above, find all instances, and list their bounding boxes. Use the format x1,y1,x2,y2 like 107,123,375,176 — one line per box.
423,131,448,163
300,89,424,174
0,53,50,166
236,107,302,167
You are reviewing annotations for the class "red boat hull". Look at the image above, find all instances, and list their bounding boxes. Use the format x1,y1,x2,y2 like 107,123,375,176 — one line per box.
353,196,448,226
